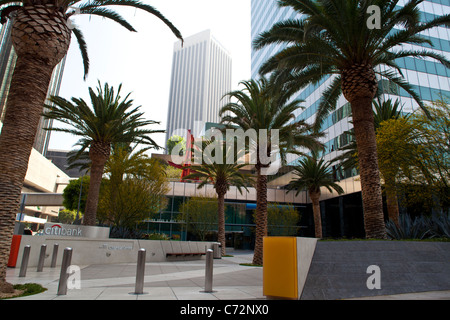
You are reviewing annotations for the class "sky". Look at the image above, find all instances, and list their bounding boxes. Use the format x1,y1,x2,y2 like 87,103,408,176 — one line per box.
48,0,252,152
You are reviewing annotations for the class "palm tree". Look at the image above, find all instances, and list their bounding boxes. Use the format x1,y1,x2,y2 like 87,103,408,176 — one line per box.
44,82,164,226
220,77,322,265
105,143,156,186
373,98,405,129
286,154,344,238
98,143,169,230
0,0,181,293
253,0,450,239
183,140,250,256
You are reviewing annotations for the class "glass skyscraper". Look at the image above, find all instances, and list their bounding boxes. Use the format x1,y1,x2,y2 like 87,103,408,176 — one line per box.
251,0,450,192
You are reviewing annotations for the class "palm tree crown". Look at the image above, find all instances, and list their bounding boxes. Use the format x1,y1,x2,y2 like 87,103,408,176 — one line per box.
254,0,449,126
287,155,344,196
220,78,322,165
45,81,163,153
287,154,344,238
183,140,250,196
44,82,164,226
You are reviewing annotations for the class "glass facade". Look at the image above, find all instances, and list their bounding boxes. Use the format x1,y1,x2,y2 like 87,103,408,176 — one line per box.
251,0,450,187
136,181,310,248
251,0,296,79
142,197,248,239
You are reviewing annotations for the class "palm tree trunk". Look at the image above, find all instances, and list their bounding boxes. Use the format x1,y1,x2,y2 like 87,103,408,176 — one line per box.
83,142,111,226
385,177,399,226
0,56,55,292
217,191,226,256
309,190,323,238
351,96,387,238
253,166,267,266
0,4,70,293
83,162,104,226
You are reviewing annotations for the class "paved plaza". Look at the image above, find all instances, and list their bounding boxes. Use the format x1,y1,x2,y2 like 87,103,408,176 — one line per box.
5,248,450,300
6,249,264,300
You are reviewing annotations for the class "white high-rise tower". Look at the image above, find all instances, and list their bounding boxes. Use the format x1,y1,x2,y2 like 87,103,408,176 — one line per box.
165,30,232,146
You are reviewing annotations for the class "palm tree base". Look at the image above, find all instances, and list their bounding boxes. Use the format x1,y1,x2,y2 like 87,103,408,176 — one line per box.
0,281,14,294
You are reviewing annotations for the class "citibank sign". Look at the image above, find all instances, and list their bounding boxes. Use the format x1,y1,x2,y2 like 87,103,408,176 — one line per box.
43,223,110,239
44,224,82,237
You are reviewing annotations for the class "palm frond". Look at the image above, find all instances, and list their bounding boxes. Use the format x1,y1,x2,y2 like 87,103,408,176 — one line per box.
78,0,183,43
71,27,90,80
44,82,164,153
183,140,251,195
253,19,305,50
79,6,136,31
376,69,429,117
286,154,344,196
313,75,342,132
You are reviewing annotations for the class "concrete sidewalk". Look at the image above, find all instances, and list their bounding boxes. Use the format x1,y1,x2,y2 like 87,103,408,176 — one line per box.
5,248,450,300
6,249,265,300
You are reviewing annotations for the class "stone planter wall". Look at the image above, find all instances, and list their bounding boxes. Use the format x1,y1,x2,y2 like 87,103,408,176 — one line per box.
14,236,216,268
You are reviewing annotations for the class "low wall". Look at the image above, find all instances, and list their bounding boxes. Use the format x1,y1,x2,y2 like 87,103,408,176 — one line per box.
14,236,216,268
301,241,450,300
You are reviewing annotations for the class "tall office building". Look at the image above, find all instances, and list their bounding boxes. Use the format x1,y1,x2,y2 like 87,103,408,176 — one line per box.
165,30,232,146
0,20,66,156
252,0,450,187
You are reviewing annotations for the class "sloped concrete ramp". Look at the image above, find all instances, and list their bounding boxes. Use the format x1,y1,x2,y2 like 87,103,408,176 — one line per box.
301,241,450,300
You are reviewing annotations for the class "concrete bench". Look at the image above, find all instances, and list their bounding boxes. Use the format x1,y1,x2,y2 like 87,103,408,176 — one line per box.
165,252,205,258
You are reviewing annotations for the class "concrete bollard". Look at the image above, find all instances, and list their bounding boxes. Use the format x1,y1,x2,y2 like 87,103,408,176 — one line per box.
19,245,31,278
134,249,146,295
36,244,47,272
57,248,73,296
204,249,214,293
51,243,59,268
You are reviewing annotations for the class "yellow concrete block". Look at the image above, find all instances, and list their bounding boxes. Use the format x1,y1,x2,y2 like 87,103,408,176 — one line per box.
263,237,298,299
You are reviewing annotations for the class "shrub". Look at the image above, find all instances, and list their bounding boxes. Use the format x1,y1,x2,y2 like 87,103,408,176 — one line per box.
386,215,432,240
142,233,170,240
386,214,450,240
429,214,450,238
109,226,143,239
